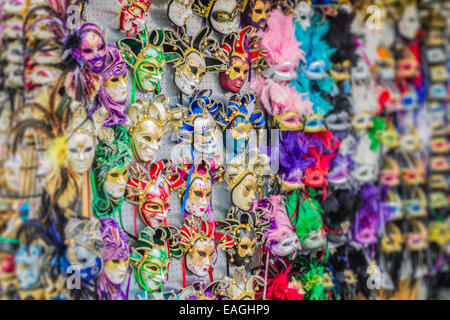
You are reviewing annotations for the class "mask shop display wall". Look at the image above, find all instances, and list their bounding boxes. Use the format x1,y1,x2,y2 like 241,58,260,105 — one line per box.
0,0,449,300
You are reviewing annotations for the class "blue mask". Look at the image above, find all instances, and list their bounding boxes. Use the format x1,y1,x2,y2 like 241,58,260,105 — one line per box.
15,244,43,289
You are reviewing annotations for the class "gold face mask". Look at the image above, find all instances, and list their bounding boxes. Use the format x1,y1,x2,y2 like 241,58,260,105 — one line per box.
381,222,403,253
274,112,304,131
231,173,257,212
104,72,129,102
132,120,164,163
186,238,216,277
104,167,129,199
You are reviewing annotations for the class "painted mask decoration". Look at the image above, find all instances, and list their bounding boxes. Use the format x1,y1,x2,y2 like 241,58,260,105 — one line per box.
162,27,227,95
92,46,129,127
399,154,426,186
65,218,105,282
125,94,184,163
405,220,428,251
381,222,403,254
179,216,232,277
3,17,24,40
66,102,108,174
97,218,130,300
71,23,108,73
116,29,167,94
177,158,225,218
375,47,395,80
216,94,265,155
382,190,403,221
396,46,419,79
126,160,183,228
216,207,269,267
428,221,450,252
254,78,313,131
129,226,182,293
255,195,301,257
222,266,266,299
117,0,152,36
179,280,231,300
15,243,44,291
193,0,242,35
241,0,271,29
256,8,305,81
398,3,420,40
293,1,313,31
24,63,62,88
177,94,223,159
223,149,270,211
167,0,194,27
92,126,133,218
219,26,267,93
403,188,427,219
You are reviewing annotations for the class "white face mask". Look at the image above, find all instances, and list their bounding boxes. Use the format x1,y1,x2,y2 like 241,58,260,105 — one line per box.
26,65,62,86
104,168,128,199
3,0,26,15
133,120,163,163
398,5,420,40
185,238,215,277
209,0,240,35
67,132,96,174
185,177,212,217
193,115,218,155
231,173,257,212
294,1,312,31
174,52,205,95
104,259,129,285
272,232,301,257
168,0,193,27
104,73,128,102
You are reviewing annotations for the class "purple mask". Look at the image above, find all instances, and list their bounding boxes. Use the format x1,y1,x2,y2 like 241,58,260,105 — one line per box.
73,23,108,73
242,0,271,29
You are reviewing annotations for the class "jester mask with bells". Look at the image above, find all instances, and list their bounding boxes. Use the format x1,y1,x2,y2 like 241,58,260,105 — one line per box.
129,226,182,293
125,160,183,228
97,218,130,300
221,266,266,300
179,279,231,300
117,0,152,36
176,93,223,161
192,0,243,35
125,94,184,163
176,158,225,218
64,217,105,282
215,206,269,267
116,29,168,94
179,216,233,278
218,26,267,93
216,94,265,155
92,125,133,219
223,149,270,212
162,26,227,96
167,0,195,27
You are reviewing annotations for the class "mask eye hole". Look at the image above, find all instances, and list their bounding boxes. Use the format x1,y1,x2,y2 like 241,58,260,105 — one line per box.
190,65,198,75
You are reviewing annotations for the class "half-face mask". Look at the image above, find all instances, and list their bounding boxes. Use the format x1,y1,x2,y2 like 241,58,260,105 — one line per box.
242,0,271,29
72,23,108,74
116,29,167,94
93,126,133,218
177,158,225,218
428,174,448,191
223,149,270,211
94,46,129,127
193,0,242,35
129,226,182,292
117,0,152,36
179,280,230,300
396,46,419,79
3,0,27,16
325,95,351,132
125,94,184,163
254,78,313,131
257,8,305,81
162,27,227,95
428,221,450,253
3,17,24,40
430,137,450,154
403,188,427,219
426,29,444,46
126,160,183,228
428,83,448,101
426,47,446,64
97,218,130,300
66,102,108,174
397,4,420,40
381,222,403,254
399,154,426,186
405,220,428,252
376,81,401,113
217,94,265,155
429,192,447,210
216,207,269,267
177,94,223,158
222,266,265,300
167,0,194,27
383,190,403,221
255,195,301,257
219,26,267,93
430,65,448,83
375,47,395,80
25,62,62,88
327,155,355,190
65,217,105,282
399,130,421,153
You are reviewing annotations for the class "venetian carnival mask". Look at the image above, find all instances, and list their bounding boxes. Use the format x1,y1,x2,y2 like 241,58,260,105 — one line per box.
25,64,62,87
428,221,450,250
162,27,227,95
125,94,183,163
15,243,44,290
126,161,183,228
382,190,403,221
117,29,167,94
130,227,182,292
224,150,270,211
65,218,105,282
403,188,427,219
193,0,241,35
99,218,130,288
167,0,194,27
381,222,403,254
66,102,107,174
293,1,313,31
216,208,268,267
222,266,266,300
405,220,428,251
3,17,23,40
179,280,231,300
3,0,26,16
117,0,152,35
398,4,420,40
217,94,265,155
396,46,419,79
72,23,108,73
219,27,266,93
242,0,271,29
